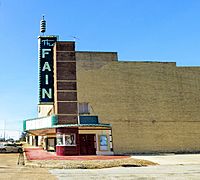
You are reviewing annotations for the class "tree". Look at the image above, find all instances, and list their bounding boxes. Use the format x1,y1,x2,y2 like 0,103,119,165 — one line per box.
19,132,27,142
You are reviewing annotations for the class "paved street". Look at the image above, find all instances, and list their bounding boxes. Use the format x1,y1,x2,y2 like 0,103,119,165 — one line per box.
1,152,200,179
50,165,200,180
50,154,200,180
0,153,55,180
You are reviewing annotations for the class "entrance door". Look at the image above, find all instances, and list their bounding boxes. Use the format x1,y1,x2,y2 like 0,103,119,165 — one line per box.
35,136,38,146
47,138,56,151
79,134,96,155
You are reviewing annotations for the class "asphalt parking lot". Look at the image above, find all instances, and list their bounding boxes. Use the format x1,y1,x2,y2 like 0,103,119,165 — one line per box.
1,152,200,179
50,165,200,180
50,154,200,180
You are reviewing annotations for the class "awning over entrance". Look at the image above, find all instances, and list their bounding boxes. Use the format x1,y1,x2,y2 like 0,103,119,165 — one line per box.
24,115,113,156
23,115,111,136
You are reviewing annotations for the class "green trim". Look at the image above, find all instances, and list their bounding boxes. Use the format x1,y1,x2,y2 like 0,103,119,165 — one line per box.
25,123,112,132
53,123,112,128
23,120,26,131
23,115,111,132
51,115,58,126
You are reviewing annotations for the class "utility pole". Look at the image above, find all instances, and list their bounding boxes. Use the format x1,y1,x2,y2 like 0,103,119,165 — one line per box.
3,120,6,141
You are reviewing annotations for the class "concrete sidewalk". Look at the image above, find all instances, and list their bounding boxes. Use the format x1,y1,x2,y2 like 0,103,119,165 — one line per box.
133,154,200,165
49,154,200,179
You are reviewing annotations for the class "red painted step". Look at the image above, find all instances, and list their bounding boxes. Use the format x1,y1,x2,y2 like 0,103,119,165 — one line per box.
24,148,129,161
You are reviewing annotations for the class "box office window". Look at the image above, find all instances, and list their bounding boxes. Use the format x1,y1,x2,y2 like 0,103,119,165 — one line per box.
56,133,76,146
79,102,90,114
56,134,63,145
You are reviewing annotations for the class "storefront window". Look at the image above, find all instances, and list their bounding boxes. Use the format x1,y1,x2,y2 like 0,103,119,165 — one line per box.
65,134,75,145
56,134,63,145
56,133,76,146
100,135,108,151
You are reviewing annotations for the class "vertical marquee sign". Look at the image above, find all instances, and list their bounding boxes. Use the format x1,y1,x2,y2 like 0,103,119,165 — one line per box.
38,36,57,103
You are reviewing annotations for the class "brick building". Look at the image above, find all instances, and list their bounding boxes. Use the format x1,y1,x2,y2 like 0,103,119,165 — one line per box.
24,23,200,155
77,58,200,154
24,36,114,155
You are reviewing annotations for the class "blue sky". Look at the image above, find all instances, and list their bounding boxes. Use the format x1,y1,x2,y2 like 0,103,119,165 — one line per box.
0,0,200,136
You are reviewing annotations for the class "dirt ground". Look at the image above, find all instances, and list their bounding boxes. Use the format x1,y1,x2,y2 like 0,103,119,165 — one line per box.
0,153,56,180
23,146,157,169
26,157,157,169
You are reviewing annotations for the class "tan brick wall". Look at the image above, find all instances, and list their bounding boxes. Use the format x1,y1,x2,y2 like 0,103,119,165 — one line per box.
76,51,118,61
76,57,200,154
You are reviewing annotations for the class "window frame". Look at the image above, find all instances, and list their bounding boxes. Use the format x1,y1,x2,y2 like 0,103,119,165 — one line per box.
78,102,90,114
56,133,76,146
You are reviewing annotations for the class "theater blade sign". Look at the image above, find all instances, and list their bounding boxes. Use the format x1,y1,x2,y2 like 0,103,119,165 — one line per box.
39,36,57,103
